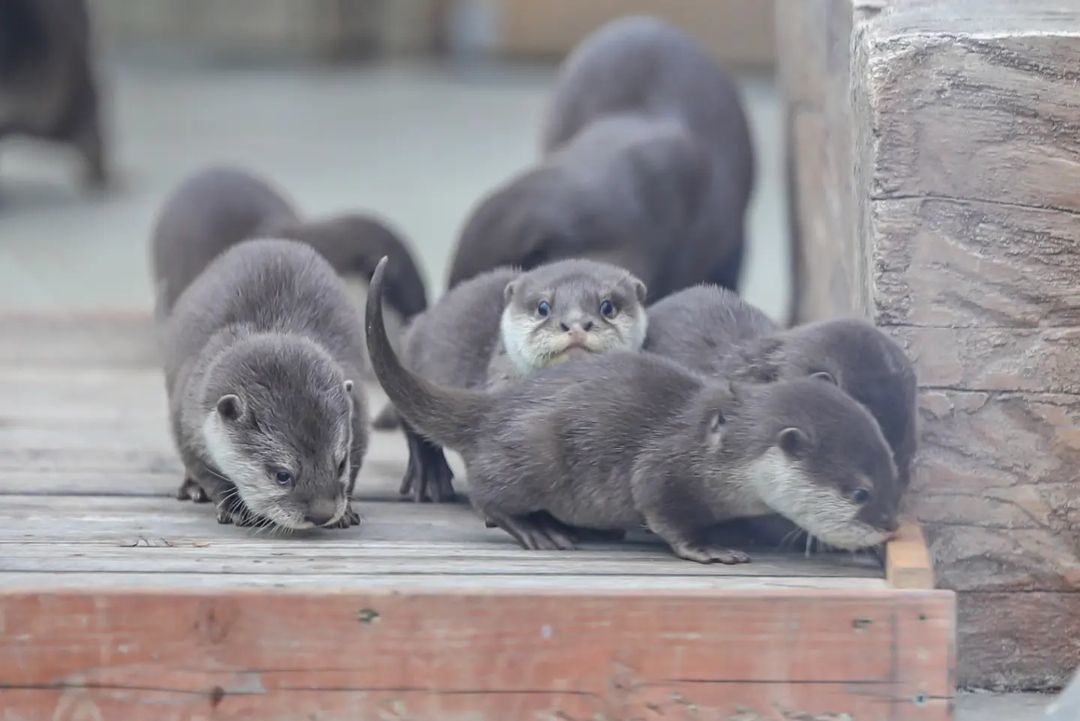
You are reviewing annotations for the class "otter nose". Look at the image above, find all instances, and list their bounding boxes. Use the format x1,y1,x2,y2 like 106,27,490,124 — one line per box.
305,510,337,527
559,320,594,333
305,498,339,527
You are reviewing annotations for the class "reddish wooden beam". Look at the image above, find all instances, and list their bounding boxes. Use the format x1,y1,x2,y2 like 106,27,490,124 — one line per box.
0,587,955,720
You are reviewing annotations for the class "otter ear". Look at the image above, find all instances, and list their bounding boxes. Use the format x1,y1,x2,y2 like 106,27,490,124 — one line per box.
216,394,243,421
344,379,354,393
631,279,647,304
705,410,726,448
811,370,838,386
503,279,518,304
777,427,810,457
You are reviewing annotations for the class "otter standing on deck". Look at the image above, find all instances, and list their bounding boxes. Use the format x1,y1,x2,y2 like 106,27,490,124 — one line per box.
150,167,428,327
367,257,899,560
386,258,648,503
645,285,917,547
159,239,369,531
447,16,753,299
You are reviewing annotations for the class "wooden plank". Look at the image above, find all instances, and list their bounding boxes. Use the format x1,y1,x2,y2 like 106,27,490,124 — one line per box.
0,495,881,577
0,313,157,368
0,588,954,720
887,521,935,589
0,544,881,580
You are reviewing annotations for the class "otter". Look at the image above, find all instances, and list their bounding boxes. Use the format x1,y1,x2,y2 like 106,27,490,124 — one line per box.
0,0,107,188
150,167,299,316
161,239,369,530
367,257,898,560
151,168,428,329
645,285,917,547
447,16,752,298
386,259,648,503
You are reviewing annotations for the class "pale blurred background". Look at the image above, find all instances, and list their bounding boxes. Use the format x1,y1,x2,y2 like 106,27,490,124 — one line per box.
0,0,788,318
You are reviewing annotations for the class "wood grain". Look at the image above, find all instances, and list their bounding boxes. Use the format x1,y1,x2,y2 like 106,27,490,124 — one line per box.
887,521,935,590
870,198,1080,328
782,0,1080,688
0,588,954,721
859,17,1080,211
912,389,1080,593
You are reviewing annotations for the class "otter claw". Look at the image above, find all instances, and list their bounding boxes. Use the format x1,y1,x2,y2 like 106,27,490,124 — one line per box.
673,543,751,565
325,504,361,529
176,478,210,503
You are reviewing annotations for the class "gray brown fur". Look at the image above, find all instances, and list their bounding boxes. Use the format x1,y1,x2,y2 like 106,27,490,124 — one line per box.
645,287,917,548
0,0,106,187
151,167,299,316
389,259,648,502
264,214,428,321
447,16,753,298
367,257,898,560
161,239,369,530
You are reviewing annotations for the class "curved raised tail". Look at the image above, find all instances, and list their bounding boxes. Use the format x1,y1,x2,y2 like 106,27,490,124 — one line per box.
366,257,487,450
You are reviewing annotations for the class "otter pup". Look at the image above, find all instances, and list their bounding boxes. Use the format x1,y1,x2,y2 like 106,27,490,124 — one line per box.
0,0,107,188
150,167,299,316
367,257,898,560
161,239,369,530
151,168,428,328
388,259,648,503
265,214,428,322
645,286,917,548
645,286,917,489
447,16,752,298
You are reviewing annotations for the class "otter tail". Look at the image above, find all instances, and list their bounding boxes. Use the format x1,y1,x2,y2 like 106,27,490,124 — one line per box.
366,256,487,450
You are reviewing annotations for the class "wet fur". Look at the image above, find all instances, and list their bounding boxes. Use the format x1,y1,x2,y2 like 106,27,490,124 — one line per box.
447,17,752,299
367,258,898,559
161,239,369,530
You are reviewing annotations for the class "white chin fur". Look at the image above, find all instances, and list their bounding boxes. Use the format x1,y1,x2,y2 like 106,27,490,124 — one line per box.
745,448,886,550
500,307,649,373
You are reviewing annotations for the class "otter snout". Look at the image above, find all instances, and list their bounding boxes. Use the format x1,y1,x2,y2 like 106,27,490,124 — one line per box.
304,496,343,527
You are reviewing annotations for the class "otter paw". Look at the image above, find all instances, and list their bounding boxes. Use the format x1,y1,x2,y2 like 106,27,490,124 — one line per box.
176,478,210,503
672,543,751,565
326,504,361,529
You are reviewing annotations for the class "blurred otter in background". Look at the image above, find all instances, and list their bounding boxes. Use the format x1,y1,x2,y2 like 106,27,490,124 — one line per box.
0,0,107,188
447,16,753,301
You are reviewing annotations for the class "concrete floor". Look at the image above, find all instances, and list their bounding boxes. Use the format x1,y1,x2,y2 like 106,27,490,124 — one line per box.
0,59,788,318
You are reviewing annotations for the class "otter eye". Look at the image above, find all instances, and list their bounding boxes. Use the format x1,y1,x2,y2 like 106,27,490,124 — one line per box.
599,299,616,318
537,300,551,318
851,488,871,504
271,468,294,487
337,457,347,476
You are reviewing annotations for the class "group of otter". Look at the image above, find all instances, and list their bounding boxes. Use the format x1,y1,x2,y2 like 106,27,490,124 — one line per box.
152,17,916,564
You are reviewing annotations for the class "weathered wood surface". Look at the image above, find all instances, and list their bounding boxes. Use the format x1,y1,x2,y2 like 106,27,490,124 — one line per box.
0,588,953,721
780,0,1080,688
0,310,956,719
887,521,935,590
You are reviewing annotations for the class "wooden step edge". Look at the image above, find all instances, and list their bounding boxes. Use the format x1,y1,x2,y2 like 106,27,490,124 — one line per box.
886,520,935,589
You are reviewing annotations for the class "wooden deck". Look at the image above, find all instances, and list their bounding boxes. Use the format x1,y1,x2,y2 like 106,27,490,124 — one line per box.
0,314,956,720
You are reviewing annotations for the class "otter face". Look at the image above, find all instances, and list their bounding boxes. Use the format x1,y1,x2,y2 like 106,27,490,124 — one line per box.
499,260,648,374
740,380,899,550
200,336,357,530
